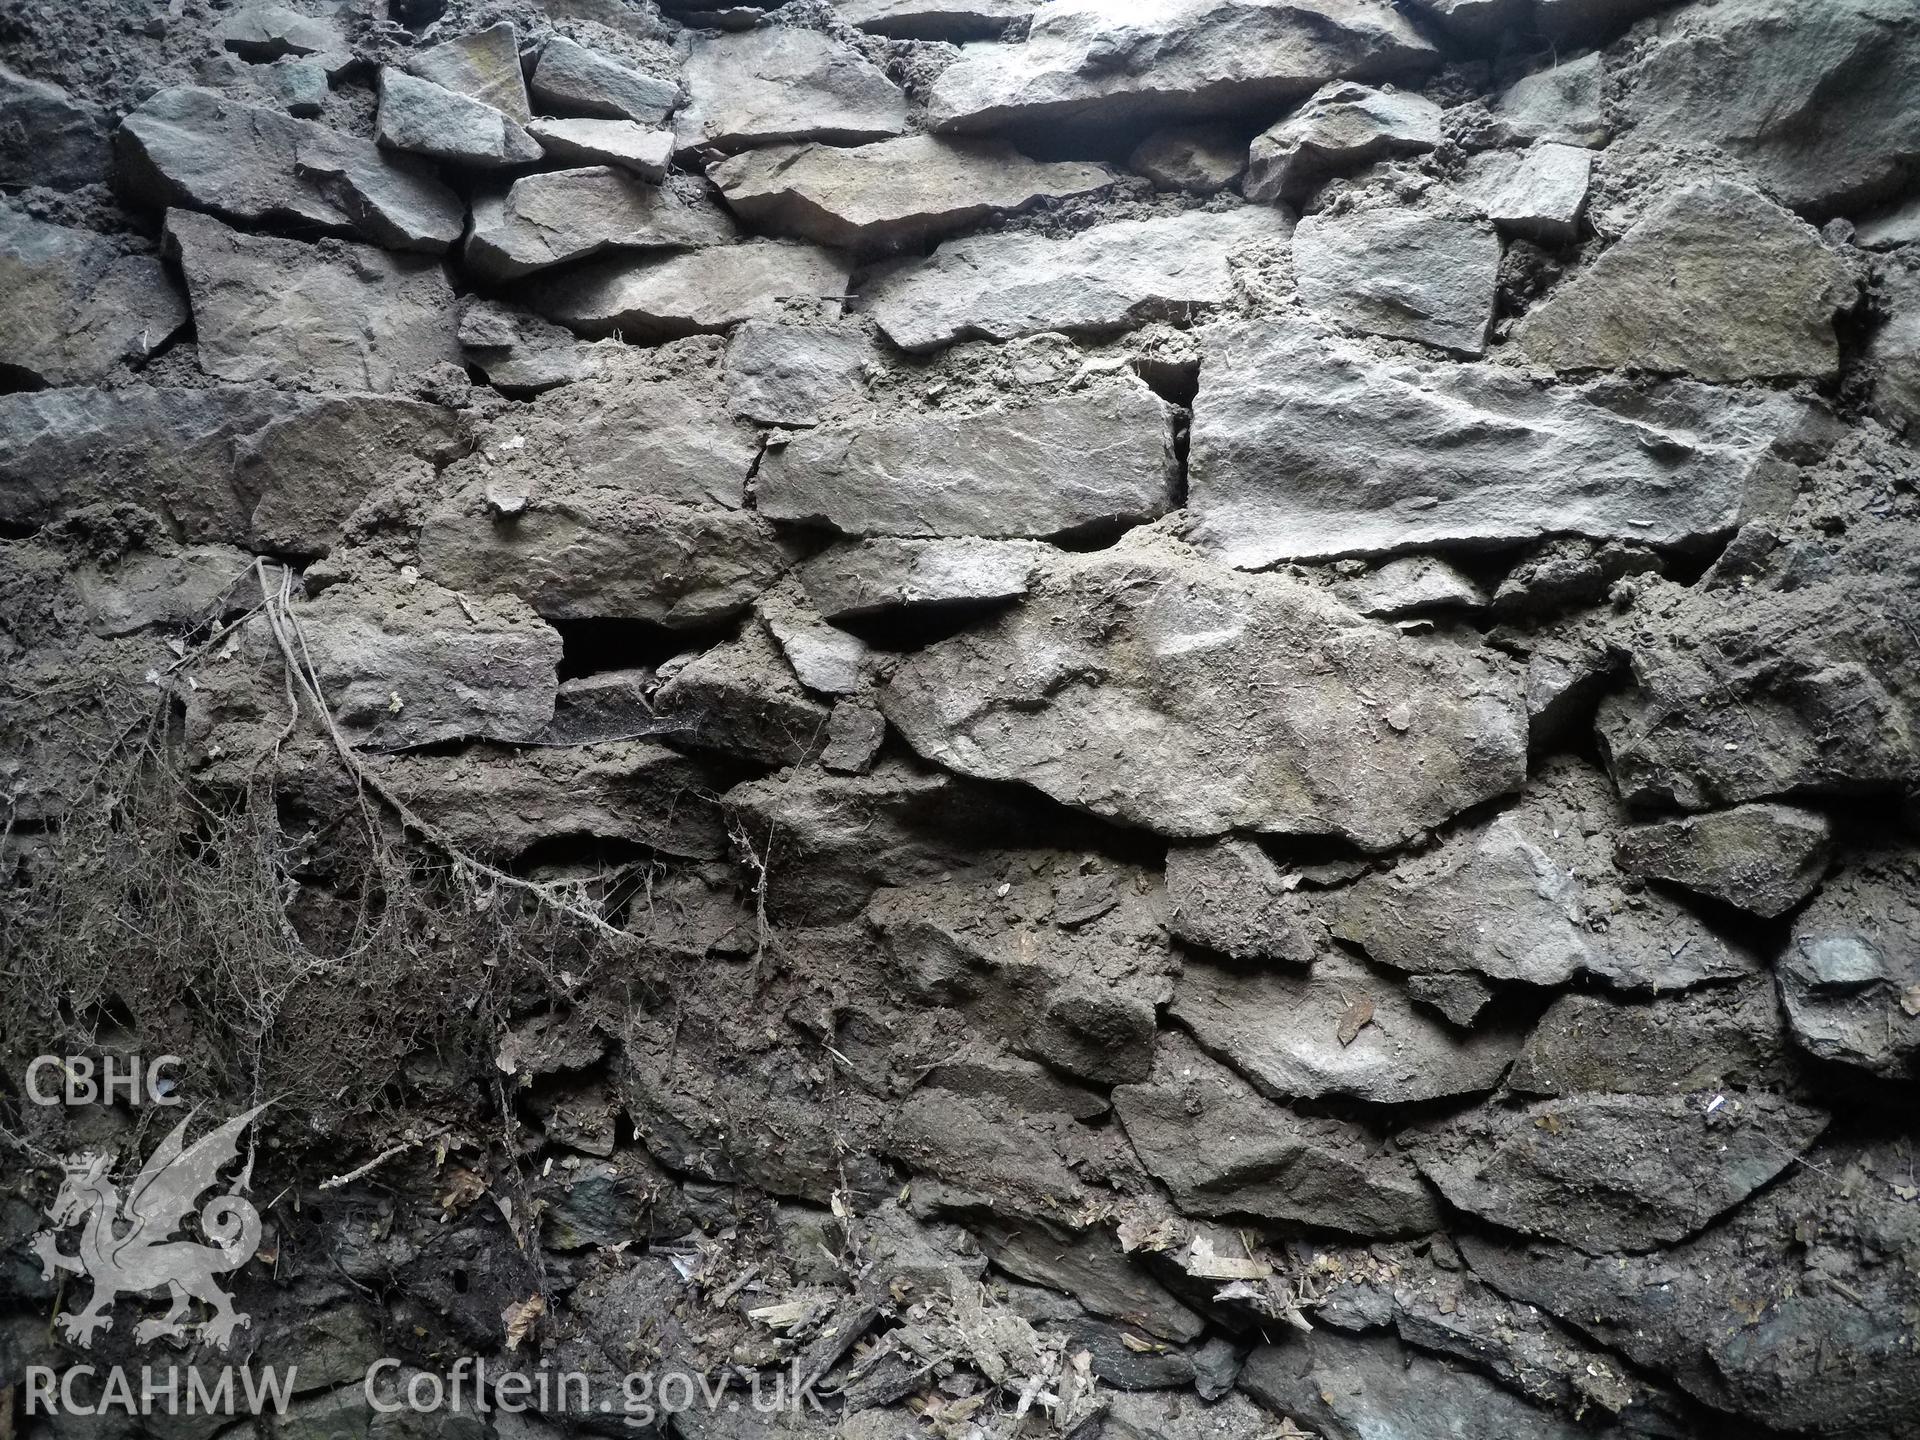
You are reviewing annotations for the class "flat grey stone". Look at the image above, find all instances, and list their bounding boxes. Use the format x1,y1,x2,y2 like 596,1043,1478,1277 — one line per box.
215,4,348,67
1127,124,1246,194
755,384,1175,539
374,67,543,168
758,588,870,696
458,299,606,394
926,0,1438,135
860,206,1291,353
531,241,852,340
837,0,1034,40
655,623,830,768
465,166,734,282
796,537,1045,620
1186,315,1817,567
116,86,464,252
1173,950,1526,1105
407,21,531,124
1518,179,1854,381
1871,257,1920,433
1460,141,1592,242
530,36,682,125
1334,758,1764,991
1613,803,1832,919
1244,80,1441,205
526,117,672,179
1293,209,1501,355
164,208,458,391
1408,1092,1827,1254
0,63,109,188
1405,973,1496,1027
725,321,871,427
0,211,186,386
1114,1033,1440,1235
674,26,908,153
1336,554,1486,616
821,700,886,774
881,535,1527,849
1490,53,1606,146
264,56,329,117
1164,837,1318,964
710,134,1114,253
1779,849,1920,1079
1622,0,1920,215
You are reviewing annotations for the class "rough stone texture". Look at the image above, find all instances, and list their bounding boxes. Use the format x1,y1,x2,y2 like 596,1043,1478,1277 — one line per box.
1410,1092,1828,1254
1489,53,1606,147
755,384,1177,539
525,118,672,179
1293,209,1501,355
1334,759,1762,991
374,68,544,168
531,242,852,340
407,21,531,124
294,577,562,749
1127,124,1246,194
710,135,1114,252
724,321,872,427
926,0,1438,135
1622,0,1920,216
795,537,1045,620
882,535,1527,849
1613,804,1832,919
1517,180,1855,381
1337,555,1485,616
860,206,1291,352
0,211,186,386
1162,837,1318,964
165,209,459,391
457,300,605,394
654,623,831,768
530,37,682,126
837,0,1034,41
1172,951,1525,1105
1186,316,1817,566
1871,256,1920,434
116,87,465,253
1114,1033,1440,1234
1244,80,1441,205
674,27,909,152
1460,142,1592,242
215,4,346,65
1779,849,1920,1079
466,167,734,282
1857,195,1920,250
0,63,109,188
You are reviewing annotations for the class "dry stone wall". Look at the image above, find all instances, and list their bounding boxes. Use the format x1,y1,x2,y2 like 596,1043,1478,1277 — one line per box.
2,1,1919,1438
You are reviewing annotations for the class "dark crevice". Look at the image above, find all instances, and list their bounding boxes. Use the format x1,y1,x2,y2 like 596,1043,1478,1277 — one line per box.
551,615,736,680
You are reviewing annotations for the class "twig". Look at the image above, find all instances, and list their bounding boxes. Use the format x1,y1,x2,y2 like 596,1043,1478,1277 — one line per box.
318,1124,450,1191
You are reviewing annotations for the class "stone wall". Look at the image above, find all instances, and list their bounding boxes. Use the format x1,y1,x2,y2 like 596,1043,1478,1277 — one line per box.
2,1,1919,1438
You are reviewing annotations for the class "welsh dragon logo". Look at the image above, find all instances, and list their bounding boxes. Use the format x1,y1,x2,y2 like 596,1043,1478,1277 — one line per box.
32,1105,269,1350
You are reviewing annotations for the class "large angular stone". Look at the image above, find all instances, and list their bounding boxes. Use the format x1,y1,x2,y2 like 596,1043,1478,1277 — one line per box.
881,535,1527,849
725,321,872,427
655,622,831,769
164,209,458,391
860,206,1291,353
466,167,734,283
1622,0,1920,215
1186,316,1816,566
1293,209,1501,355
530,37,682,126
675,27,908,153
457,300,606,395
0,63,109,188
215,4,346,64
115,87,464,253
926,0,1437,135
374,68,543,168
534,243,852,341
1243,1332,1596,1440
961,1220,1204,1343
367,742,725,861
1163,837,1318,964
1779,849,1920,1079
0,387,465,553
795,537,1045,620
1613,803,1832,919
407,21,531,124
1114,1034,1440,1235
1507,980,1794,1098
755,384,1175,539
293,577,561,749
1332,759,1762,991
1175,951,1524,1105
1459,142,1592,242
1517,180,1854,381
0,212,186,387
1126,124,1246,194
1487,52,1605,147
1243,80,1441,205
1409,1093,1827,1254
709,135,1113,253
838,0,1035,40
525,118,672,180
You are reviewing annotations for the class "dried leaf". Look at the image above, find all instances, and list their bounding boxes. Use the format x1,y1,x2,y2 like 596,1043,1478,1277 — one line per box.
438,1167,487,1212
1336,995,1375,1047
502,1293,544,1351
